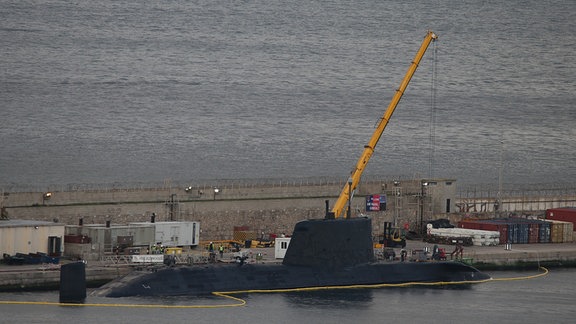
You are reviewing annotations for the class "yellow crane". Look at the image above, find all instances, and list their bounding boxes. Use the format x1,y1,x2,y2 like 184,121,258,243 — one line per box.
330,31,438,219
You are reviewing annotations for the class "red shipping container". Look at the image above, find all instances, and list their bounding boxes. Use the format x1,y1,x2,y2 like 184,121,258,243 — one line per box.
546,207,576,228
458,220,482,230
528,223,539,243
64,235,91,244
546,207,576,223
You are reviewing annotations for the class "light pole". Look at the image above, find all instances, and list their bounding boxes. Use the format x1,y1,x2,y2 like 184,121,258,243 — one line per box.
393,181,400,228
496,139,504,217
420,181,428,235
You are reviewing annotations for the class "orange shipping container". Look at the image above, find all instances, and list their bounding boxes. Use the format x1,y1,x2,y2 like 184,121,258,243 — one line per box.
547,220,573,243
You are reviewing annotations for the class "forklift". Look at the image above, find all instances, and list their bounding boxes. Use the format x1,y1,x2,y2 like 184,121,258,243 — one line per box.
380,222,406,248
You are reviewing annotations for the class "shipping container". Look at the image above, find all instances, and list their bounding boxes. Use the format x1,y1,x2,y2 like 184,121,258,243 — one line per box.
458,218,556,244
538,221,551,243
508,223,519,244
546,207,576,225
500,220,532,244
503,218,545,244
501,218,550,243
546,220,574,243
528,223,539,243
64,234,91,244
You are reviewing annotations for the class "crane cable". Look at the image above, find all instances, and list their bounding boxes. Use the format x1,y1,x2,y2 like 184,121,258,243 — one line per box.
429,39,438,179
0,266,549,309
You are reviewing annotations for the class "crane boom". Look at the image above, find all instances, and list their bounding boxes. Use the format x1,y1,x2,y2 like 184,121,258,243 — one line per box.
331,31,438,219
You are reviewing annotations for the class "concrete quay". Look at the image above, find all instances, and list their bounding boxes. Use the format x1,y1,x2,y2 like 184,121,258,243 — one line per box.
456,242,576,269
0,262,132,292
400,240,576,269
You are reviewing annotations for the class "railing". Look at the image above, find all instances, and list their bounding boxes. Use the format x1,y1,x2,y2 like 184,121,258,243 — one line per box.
1,175,404,193
456,183,576,213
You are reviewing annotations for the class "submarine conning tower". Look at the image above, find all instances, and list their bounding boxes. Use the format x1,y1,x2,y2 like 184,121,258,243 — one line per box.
282,217,375,269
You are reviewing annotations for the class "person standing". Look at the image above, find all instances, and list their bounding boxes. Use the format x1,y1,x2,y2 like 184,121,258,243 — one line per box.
451,242,463,260
208,242,215,263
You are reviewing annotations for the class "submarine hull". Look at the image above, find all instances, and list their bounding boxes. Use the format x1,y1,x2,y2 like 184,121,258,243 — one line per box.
90,217,490,297
94,261,490,297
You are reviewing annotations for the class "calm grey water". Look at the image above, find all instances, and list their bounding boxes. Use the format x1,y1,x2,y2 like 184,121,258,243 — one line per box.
1,0,575,190
0,268,574,323
1,2,575,321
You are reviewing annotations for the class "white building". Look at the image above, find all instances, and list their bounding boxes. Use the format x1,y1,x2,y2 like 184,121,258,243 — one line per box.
0,219,65,256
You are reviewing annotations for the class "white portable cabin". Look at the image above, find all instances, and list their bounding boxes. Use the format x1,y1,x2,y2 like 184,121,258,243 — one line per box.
0,219,65,256
130,221,200,247
274,237,291,259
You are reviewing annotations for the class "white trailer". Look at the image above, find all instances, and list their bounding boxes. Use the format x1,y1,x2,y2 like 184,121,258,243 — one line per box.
130,221,200,247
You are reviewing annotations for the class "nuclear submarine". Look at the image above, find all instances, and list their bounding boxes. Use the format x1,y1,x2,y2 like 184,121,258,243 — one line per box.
61,31,490,300
87,217,490,298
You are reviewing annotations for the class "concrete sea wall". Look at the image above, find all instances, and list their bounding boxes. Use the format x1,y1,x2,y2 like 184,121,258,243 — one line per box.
2,179,576,240
2,178,430,239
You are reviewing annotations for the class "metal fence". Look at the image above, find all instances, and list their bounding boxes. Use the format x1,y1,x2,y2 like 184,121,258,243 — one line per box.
457,183,576,199
1,174,406,193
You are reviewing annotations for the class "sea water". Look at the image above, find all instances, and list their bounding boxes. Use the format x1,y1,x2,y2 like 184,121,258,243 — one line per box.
0,268,574,323
1,0,575,190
